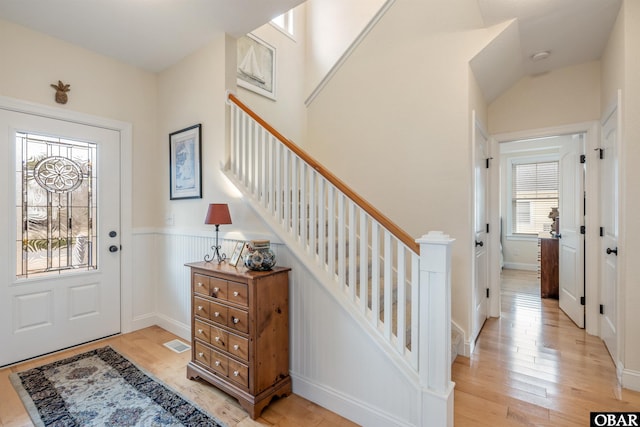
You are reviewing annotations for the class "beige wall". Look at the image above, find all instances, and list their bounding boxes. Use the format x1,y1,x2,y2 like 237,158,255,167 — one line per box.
0,19,159,227
489,61,601,135
305,0,387,97
236,5,308,146
305,0,498,340
158,34,274,239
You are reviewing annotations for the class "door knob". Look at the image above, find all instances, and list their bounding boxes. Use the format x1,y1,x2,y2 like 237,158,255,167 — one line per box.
109,230,117,238
475,240,484,247
109,245,119,253
606,247,618,256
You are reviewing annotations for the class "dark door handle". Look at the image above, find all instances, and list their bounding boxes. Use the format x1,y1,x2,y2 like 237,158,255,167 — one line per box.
109,245,119,253
475,240,484,247
556,233,562,239
606,247,618,256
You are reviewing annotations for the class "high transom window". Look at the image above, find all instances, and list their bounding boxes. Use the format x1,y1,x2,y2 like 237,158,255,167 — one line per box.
16,132,97,278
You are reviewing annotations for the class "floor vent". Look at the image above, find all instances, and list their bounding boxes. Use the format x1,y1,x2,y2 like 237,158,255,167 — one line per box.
163,339,191,353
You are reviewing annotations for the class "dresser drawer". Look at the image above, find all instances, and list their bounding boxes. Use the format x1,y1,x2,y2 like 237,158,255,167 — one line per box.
210,348,229,376
228,359,249,388
228,281,248,306
210,326,228,352
209,277,228,300
229,307,248,334
193,274,210,296
194,297,211,320
194,319,211,343
210,301,229,326
228,333,249,361
195,342,211,367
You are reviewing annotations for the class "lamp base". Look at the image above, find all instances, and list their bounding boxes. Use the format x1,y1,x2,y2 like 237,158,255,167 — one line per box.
204,245,226,263
204,226,226,263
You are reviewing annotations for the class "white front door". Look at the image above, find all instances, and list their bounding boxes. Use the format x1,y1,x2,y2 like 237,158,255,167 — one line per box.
472,116,489,342
558,135,585,327
600,105,619,363
0,109,121,366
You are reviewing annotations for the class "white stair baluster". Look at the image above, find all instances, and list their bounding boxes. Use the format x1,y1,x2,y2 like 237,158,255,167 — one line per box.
348,203,356,300
383,231,392,339
371,222,380,327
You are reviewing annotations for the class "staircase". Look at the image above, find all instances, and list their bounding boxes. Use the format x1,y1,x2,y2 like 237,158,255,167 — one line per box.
223,93,455,426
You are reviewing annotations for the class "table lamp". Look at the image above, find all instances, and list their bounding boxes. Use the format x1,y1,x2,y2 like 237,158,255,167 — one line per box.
204,203,232,263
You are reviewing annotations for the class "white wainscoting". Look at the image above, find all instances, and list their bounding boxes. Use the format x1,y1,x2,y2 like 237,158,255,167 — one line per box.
131,229,425,426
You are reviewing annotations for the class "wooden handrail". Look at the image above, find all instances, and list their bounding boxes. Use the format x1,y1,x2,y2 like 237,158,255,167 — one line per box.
228,93,420,254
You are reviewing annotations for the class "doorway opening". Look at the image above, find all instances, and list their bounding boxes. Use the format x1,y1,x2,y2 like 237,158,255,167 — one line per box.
498,132,585,328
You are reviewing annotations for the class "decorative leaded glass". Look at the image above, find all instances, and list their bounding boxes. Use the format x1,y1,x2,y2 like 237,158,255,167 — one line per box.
16,132,97,278
34,156,83,193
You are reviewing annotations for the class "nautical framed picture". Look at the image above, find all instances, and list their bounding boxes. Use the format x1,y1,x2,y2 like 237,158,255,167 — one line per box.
169,124,202,200
237,33,276,100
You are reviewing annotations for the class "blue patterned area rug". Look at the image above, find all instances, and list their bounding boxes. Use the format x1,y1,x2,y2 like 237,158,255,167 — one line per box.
10,346,224,427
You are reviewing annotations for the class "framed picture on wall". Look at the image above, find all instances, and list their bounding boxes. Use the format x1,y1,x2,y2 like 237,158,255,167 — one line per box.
169,124,202,200
237,34,276,100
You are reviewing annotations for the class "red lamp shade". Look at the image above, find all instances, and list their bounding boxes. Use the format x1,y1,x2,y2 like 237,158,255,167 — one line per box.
204,204,232,225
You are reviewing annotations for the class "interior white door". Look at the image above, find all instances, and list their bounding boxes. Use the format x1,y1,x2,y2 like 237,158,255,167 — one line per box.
600,106,619,362
558,135,585,327
472,118,489,342
0,109,121,366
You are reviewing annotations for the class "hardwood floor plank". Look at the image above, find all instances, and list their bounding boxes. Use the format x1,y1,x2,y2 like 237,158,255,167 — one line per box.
0,326,356,427
453,269,640,426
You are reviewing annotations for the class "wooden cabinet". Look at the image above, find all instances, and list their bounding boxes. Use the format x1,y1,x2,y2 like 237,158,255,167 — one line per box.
538,236,559,299
186,262,291,419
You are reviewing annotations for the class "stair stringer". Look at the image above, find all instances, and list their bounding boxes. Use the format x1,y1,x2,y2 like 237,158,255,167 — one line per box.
223,168,426,426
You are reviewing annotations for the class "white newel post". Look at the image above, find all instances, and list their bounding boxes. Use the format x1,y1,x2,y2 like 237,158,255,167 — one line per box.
416,231,455,427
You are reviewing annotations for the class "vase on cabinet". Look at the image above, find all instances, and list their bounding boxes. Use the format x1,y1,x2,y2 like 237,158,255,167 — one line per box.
244,240,276,271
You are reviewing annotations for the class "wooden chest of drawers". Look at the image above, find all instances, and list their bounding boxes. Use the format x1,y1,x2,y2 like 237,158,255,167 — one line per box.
185,262,291,419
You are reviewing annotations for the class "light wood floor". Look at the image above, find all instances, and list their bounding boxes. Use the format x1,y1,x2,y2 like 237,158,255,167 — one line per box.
3,269,640,426
452,268,640,426
0,326,357,427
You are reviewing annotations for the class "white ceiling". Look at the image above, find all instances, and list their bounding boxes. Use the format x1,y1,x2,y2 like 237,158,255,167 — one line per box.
0,0,305,72
473,0,622,102
0,0,623,100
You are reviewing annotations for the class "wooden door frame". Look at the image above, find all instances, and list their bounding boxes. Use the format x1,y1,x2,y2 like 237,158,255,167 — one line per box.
489,121,600,336
0,96,134,334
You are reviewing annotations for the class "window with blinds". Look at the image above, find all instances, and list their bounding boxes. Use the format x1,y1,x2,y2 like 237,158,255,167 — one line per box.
512,161,559,234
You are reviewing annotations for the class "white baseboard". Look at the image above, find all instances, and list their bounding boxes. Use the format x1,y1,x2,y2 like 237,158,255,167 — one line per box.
291,372,414,427
155,313,190,342
622,366,640,391
129,313,158,334
503,262,538,272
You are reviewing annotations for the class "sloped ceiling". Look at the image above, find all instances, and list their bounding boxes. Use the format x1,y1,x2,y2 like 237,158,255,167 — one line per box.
472,0,622,103
0,0,305,72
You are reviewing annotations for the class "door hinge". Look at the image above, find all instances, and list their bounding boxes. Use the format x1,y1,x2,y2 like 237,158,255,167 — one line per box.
486,288,490,298
596,148,604,159
600,227,604,237
486,223,490,233
580,296,585,306
485,157,493,169
600,304,604,315
580,154,586,164
580,225,586,235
